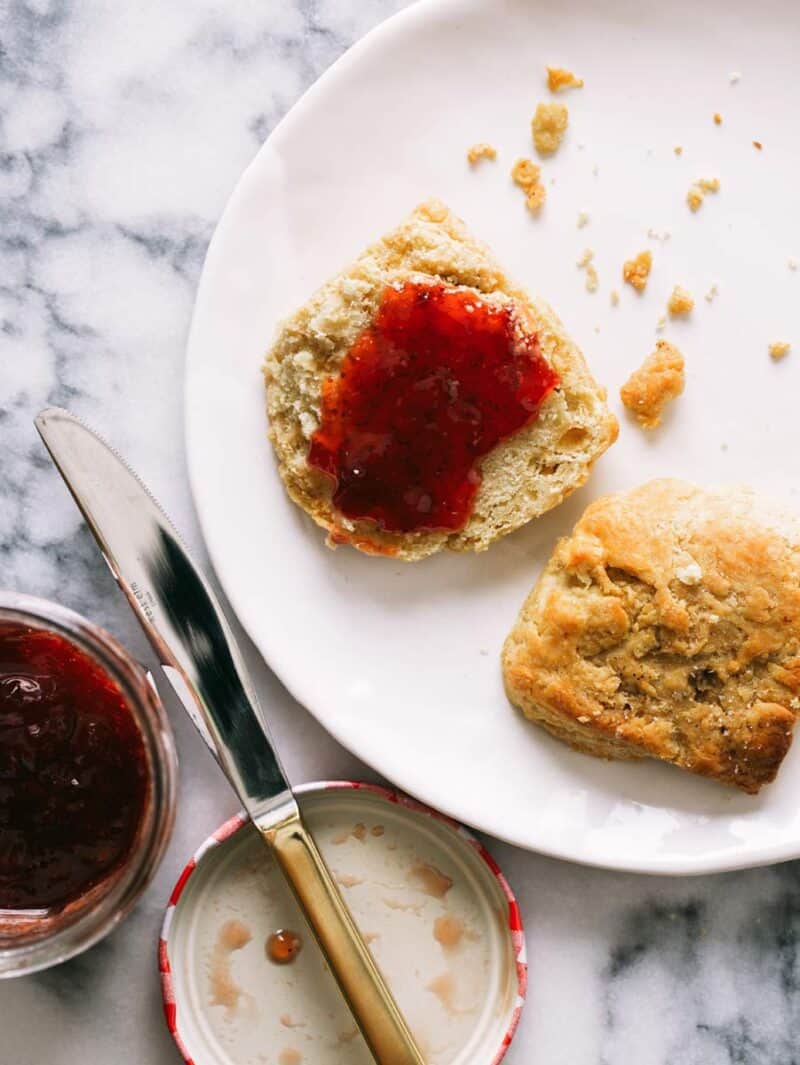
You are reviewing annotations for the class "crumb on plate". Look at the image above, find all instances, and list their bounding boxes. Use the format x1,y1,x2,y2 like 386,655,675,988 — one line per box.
577,210,590,228
511,158,547,212
713,112,722,125
705,282,719,303
753,140,763,151
576,247,598,292
674,145,683,155
729,71,741,83
656,314,667,332
623,250,653,292
620,340,685,428
769,341,791,361
668,285,694,317
789,258,798,271
547,65,584,91
532,102,569,155
647,227,671,242
610,289,620,307
467,142,497,165
687,177,720,211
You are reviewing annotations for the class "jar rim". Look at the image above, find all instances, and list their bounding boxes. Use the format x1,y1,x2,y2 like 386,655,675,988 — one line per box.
0,591,178,977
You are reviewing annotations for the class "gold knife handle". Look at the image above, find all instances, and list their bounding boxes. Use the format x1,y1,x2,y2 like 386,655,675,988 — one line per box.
264,811,426,1065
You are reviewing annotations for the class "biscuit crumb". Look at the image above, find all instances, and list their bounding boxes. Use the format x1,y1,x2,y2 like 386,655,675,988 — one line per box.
647,228,671,242
577,210,590,228
576,248,598,293
622,250,653,293
668,285,694,317
592,163,599,176
511,158,547,213
753,140,763,151
532,102,569,155
713,112,722,125
620,340,685,428
705,283,719,303
729,71,741,84
789,258,798,271
687,177,720,212
674,146,683,156
610,289,620,307
656,314,667,332
467,142,497,165
769,341,791,361
547,66,583,91
576,249,593,268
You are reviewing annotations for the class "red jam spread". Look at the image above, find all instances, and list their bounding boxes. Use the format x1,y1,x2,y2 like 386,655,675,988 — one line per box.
0,625,148,911
266,928,302,964
308,282,560,534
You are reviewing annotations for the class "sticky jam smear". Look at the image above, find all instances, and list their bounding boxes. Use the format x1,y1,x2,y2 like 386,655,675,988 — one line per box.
308,282,560,535
0,625,148,911
266,928,303,965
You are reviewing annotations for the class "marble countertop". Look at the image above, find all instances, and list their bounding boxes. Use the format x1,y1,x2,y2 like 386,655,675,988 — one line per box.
2,1,798,1062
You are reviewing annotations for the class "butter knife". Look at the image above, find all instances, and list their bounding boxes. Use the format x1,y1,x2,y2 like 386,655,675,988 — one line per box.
35,407,425,1065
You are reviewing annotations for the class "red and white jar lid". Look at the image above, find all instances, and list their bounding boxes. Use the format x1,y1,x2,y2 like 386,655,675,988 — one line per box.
160,780,527,1065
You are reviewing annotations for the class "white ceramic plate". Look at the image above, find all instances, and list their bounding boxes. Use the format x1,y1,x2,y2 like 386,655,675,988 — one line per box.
186,0,800,874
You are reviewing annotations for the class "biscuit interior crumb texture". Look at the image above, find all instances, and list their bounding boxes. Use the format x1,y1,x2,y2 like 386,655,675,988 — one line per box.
674,146,683,155
546,66,583,91
622,250,653,292
532,102,569,155
502,479,800,793
467,143,497,165
511,158,546,213
263,199,618,560
668,285,694,317
620,340,685,428
769,341,791,361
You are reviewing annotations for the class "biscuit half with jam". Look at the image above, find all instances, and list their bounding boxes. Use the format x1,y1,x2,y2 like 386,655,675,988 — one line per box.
263,199,617,560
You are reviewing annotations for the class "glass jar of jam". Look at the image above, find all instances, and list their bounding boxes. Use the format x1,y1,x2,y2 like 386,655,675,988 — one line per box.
0,592,178,977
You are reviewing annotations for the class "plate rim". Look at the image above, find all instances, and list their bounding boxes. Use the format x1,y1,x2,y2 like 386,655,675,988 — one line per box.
184,0,800,877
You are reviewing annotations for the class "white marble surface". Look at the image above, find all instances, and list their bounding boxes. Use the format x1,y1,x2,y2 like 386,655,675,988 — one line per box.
2,1,799,1063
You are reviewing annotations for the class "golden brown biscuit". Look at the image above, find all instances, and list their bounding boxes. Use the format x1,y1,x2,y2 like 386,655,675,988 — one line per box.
502,479,800,792
263,199,617,560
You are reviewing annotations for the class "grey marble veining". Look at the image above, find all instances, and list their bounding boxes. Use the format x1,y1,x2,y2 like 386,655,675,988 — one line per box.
1,2,799,1063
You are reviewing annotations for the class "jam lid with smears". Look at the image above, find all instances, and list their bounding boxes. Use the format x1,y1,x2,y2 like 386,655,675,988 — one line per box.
0,624,149,912
308,281,560,535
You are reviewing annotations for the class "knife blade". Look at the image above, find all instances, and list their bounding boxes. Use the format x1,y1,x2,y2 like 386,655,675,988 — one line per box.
35,406,425,1065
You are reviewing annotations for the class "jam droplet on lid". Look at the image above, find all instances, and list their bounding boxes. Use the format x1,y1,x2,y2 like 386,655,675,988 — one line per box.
267,928,303,964
0,624,148,911
308,281,560,535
